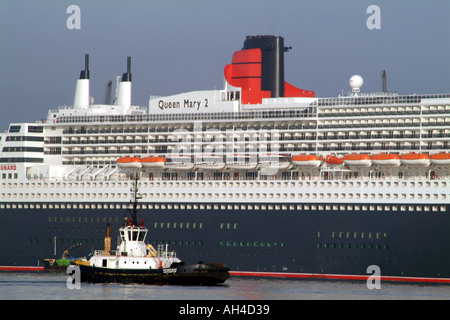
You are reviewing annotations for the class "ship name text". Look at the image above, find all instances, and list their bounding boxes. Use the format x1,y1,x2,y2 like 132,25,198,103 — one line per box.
158,99,208,111
0,165,16,171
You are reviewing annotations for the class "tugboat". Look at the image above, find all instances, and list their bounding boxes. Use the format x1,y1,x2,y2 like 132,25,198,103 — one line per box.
72,176,229,285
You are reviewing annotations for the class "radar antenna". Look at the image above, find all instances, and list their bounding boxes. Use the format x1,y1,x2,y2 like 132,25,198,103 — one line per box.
381,70,387,93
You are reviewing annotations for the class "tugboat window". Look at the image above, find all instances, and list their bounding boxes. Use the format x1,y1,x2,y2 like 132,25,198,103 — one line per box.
133,231,138,241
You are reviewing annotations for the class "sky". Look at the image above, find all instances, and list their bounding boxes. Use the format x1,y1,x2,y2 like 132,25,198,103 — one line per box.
0,0,449,131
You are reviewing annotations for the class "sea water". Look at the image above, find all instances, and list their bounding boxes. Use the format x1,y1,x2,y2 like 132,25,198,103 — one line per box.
0,272,448,300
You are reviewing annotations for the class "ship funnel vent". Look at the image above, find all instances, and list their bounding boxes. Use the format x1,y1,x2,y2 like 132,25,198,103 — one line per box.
79,54,90,79
121,56,132,82
73,53,90,109
116,56,132,108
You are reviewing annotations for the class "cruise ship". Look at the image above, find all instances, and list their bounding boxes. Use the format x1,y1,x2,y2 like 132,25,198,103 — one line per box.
1,35,449,282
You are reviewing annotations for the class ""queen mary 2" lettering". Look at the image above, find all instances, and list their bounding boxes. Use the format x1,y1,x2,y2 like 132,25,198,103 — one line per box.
158,100,180,110
158,99,208,111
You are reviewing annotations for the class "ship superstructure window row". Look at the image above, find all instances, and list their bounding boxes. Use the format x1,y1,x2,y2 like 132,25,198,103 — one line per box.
0,157,43,163
1,202,447,214
314,93,450,107
2,147,44,153
6,136,44,142
56,108,317,124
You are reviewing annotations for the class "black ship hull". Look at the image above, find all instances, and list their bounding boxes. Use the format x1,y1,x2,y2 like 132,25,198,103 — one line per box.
0,201,449,281
76,262,230,285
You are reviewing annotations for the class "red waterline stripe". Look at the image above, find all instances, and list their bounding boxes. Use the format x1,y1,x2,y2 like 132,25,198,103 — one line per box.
0,266,45,272
229,271,450,284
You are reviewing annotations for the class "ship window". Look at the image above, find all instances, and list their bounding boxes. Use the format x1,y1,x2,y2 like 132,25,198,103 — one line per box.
9,125,21,133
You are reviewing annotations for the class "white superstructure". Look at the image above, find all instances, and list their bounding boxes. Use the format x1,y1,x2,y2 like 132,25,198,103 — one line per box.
0,52,449,214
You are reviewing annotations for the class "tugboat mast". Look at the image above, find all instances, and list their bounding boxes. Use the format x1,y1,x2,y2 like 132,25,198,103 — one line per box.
128,170,142,226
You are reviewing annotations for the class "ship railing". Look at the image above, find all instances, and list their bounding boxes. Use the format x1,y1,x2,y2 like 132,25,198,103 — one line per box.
55,107,318,124
157,244,177,258
94,250,119,256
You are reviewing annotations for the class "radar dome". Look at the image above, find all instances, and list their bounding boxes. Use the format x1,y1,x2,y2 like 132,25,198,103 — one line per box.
349,75,364,90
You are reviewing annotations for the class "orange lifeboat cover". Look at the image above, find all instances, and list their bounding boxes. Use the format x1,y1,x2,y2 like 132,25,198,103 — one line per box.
142,156,166,163
325,155,343,164
431,152,450,160
117,156,141,164
343,154,371,161
372,153,400,161
292,155,320,162
400,153,430,160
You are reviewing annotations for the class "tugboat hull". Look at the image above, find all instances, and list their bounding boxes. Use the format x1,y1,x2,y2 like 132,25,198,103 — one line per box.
77,262,230,285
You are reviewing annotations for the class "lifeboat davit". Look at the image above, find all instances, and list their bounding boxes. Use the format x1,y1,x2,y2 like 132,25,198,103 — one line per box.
292,155,322,167
430,152,450,165
343,154,372,167
400,153,430,167
372,153,401,167
325,155,343,165
142,156,166,168
117,156,142,169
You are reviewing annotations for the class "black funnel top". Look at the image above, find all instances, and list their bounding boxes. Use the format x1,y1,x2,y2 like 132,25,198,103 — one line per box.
79,54,90,80
121,56,132,82
243,35,289,98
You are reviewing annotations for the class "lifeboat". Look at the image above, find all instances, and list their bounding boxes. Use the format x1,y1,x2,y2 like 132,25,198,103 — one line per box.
259,154,292,170
343,154,372,167
325,155,343,165
195,154,226,170
430,152,450,165
400,153,430,167
116,156,142,169
226,154,258,170
165,155,195,170
292,154,322,168
141,156,166,169
372,153,401,167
